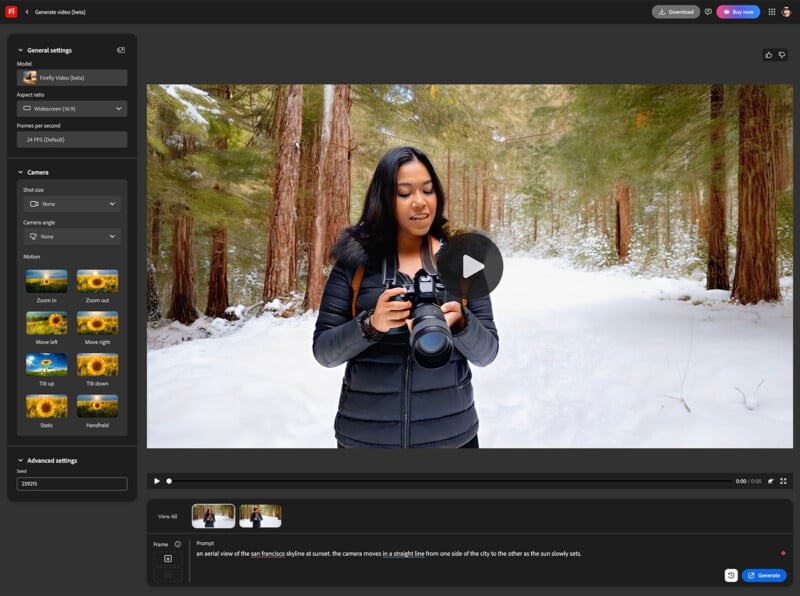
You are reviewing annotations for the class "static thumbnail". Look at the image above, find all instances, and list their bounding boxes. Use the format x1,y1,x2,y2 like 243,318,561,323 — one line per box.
26,395,68,419
239,504,282,528
76,394,119,418
26,269,67,293
26,353,68,376
76,311,119,335
191,503,236,529
26,311,68,335
76,353,119,377
76,269,119,293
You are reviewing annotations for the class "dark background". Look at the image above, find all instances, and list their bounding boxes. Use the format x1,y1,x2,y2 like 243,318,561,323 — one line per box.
1,8,798,596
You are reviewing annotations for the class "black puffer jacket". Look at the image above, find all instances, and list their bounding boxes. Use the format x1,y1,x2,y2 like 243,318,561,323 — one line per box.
313,225,499,448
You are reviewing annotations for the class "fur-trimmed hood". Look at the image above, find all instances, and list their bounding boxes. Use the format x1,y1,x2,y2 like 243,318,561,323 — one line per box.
330,225,370,270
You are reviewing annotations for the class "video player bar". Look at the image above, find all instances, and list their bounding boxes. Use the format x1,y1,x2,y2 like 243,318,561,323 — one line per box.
147,472,792,490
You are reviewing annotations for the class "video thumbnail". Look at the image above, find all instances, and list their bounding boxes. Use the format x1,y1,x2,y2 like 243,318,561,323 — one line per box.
146,84,792,449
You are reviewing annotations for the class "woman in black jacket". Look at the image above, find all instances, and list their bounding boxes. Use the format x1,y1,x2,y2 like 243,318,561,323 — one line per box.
313,146,499,448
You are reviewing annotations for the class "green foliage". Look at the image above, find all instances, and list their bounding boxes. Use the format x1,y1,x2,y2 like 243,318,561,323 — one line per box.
148,83,793,321
776,188,793,276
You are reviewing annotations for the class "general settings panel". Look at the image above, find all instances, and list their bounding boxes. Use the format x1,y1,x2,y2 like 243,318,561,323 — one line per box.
6,34,137,501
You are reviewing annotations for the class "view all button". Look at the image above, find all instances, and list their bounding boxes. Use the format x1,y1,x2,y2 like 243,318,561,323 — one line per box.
741,569,787,583
716,5,761,18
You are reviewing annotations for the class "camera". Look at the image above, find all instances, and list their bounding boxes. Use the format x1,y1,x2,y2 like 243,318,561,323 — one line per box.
389,271,453,368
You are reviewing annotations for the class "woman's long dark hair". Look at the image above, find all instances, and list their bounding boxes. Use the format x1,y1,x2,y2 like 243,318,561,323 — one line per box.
358,146,448,261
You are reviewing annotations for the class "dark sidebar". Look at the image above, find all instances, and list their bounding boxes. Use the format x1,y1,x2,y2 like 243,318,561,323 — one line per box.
6,34,137,501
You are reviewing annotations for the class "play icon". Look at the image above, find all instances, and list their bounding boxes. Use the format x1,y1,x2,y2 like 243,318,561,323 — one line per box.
463,254,485,279
437,232,503,301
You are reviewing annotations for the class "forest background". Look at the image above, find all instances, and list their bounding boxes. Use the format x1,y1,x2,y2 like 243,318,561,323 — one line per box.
146,83,792,323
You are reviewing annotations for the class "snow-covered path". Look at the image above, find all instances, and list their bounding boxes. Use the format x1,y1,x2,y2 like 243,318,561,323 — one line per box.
148,257,792,448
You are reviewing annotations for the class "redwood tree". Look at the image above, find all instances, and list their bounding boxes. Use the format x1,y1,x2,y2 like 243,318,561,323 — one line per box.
305,84,352,311
168,209,198,324
205,227,230,317
706,84,729,290
614,182,631,261
731,84,779,304
263,84,303,301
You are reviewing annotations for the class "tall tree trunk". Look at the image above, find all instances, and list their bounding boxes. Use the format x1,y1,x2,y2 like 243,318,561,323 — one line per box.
481,164,492,231
323,85,352,261
773,116,791,192
263,84,303,301
462,167,470,227
305,84,352,311
446,149,452,223
168,210,198,324
731,84,779,304
497,183,505,230
707,84,729,290
147,199,162,320
149,200,161,264
146,261,161,322
697,187,709,251
205,227,230,318
614,182,631,261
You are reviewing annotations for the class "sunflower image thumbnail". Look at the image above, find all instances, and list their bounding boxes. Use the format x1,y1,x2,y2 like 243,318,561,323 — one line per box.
76,394,118,418
26,311,68,335
76,311,119,335
25,353,68,376
26,269,68,293
76,269,119,293
76,353,119,377
26,395,68,419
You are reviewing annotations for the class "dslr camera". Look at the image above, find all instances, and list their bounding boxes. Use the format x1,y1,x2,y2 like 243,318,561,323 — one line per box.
389,271,453,368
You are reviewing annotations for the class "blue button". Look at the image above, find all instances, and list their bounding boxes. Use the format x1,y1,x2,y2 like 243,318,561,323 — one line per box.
741,568,787,583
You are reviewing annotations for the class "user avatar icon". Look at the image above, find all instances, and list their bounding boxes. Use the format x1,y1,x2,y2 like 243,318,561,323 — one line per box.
782,6,791,17
22,70,37,84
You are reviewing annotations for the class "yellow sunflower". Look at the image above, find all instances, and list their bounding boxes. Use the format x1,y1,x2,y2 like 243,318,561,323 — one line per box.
48,313,65,330
88,317,107,332
42,278,50,286
36,399,56,417
40,359,52,367
92,401,103,410
87,357,107,376
89,276,106,289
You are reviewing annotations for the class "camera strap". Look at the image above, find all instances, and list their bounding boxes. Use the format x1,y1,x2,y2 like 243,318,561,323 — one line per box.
382,234,438,289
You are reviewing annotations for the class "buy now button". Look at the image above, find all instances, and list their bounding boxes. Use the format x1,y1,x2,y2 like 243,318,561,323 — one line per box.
716,5,761,18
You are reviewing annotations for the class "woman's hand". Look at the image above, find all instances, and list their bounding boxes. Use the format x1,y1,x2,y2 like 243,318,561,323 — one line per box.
370,287,412,332
440,301,465,332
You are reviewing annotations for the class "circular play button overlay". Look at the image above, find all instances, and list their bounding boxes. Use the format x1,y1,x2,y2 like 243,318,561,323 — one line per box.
436,232,503,301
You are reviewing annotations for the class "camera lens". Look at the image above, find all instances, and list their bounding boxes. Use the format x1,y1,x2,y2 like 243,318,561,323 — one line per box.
409,304,453,368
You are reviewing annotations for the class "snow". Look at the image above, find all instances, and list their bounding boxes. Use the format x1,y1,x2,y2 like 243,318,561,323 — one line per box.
147,257,792,449
239,516,282,529
160,84,220,125
191,514,236,529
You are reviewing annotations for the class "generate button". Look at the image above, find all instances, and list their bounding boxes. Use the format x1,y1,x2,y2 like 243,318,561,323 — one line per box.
716,5,761,18
652,5,701,18
741,569,787,583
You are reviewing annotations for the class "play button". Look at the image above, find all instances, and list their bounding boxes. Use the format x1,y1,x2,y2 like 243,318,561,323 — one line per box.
462,254,485,279
436,232,503,301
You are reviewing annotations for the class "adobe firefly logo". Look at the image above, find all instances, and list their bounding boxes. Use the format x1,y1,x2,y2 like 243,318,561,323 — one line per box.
4,5,19,18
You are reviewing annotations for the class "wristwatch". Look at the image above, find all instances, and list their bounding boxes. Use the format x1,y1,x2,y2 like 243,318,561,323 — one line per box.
358,309,385,342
